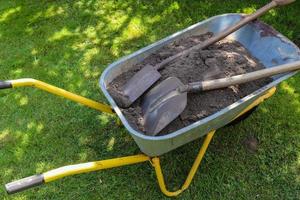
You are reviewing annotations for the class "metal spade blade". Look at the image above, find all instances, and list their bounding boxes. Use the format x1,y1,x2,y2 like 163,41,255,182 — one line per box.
120,65,161,108
142,77,187,135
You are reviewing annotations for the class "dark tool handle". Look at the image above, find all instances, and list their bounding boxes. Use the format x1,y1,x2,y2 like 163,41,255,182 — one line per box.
0,81,12,89
5,174,45,194
181,61,300,93
154,0,295,71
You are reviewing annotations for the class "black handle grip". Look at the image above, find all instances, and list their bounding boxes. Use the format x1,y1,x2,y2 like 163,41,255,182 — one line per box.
5,174,44,194
0,81,12,89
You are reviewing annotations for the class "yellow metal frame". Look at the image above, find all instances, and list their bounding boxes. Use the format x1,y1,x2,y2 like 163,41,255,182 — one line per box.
9,79,114,114
6,83,276,196
42,87,276,196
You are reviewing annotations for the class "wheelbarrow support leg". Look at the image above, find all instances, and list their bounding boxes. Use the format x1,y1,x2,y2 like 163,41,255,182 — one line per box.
150,87,277,197
0,79,114,114
151,131,215,197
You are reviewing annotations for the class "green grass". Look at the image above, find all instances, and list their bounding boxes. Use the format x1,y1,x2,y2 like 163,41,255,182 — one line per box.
0,0,299,199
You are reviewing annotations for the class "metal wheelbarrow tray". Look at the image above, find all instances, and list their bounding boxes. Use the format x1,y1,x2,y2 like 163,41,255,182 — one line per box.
100,13,300,157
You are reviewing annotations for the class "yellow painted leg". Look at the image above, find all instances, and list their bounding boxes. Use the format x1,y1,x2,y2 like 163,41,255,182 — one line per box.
151,131,215,197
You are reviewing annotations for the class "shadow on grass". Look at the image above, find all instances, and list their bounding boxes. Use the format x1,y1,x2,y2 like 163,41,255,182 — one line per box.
0,0,299,199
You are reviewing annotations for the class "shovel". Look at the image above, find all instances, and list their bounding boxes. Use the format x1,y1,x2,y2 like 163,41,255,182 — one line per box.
114,0,295,108
141,60,300,135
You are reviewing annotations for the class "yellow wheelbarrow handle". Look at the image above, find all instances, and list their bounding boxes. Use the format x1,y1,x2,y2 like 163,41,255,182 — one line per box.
5,155,150,194
0,79,114,114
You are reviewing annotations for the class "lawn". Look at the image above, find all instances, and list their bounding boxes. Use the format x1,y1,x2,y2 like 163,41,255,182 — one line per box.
0,0,299,199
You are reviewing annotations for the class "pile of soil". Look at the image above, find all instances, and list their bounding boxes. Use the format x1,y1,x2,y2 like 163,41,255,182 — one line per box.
107,32,272,136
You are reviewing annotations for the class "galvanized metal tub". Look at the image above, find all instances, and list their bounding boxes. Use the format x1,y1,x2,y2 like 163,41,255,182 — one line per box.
100,14,300,156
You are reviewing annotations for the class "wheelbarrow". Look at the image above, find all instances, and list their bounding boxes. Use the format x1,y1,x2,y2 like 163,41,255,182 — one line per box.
1,13,300,197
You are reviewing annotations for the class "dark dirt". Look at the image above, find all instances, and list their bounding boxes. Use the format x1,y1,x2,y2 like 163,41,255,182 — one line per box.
107,32,272,136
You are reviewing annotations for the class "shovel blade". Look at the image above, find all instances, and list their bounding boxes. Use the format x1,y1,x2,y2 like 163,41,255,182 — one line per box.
142,77,187,136
121,65,161,107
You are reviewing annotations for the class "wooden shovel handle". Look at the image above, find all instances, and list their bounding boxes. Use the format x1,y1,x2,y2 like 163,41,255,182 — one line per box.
154,0,295,71
182,61,300,93
273,0,295,6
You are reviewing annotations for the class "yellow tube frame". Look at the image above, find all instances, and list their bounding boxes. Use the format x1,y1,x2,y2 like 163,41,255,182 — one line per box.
44,155,150,182
5,87,276,196
9,78,114,114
